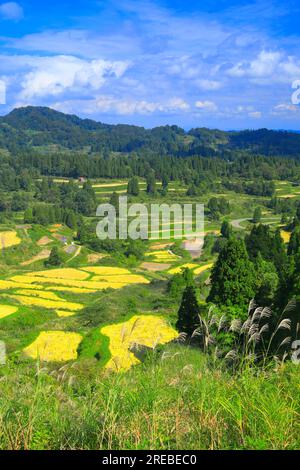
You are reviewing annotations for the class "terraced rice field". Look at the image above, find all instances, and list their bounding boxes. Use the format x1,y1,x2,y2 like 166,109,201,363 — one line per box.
10,276,142,290
23,331,82,362
168,263,200,274
0,266,150,318
168,262,214,276
0,231,21,249
101,315,178,372
7,294,83,313
145,250,179,263
92,274,148,284
193,263,214,275
81,267,130,275
31,268,90,280
44,286,98,294
16,289,63,300
0,304,18,319
275,181,300,199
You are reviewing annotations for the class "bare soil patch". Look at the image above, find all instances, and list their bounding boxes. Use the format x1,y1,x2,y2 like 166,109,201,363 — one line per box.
140,262,171,272
21,249,51,266
53,234,68,243
16,224,32,230
87,253,107,263
37,236,52,246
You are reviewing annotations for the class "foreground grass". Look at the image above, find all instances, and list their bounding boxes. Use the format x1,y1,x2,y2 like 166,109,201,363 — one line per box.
0,346,299,450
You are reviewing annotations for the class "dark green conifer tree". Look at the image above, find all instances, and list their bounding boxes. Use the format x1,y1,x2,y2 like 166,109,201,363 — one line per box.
208,238,256,307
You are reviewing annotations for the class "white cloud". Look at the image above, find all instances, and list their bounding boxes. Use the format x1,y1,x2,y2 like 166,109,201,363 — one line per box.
228,51,281,78
0,2,23,21
271,103,299,115
90,96,190,115
3,29,140,59
0,79,6,104
53,96,190,116
16,55,130,100
248,111,262,118
195,79,223,91
227,50,300,83
195,100,218,112
274,103,297,112
0,0,299,128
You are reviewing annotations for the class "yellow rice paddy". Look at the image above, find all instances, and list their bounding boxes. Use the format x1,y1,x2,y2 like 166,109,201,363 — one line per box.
92,182,126,188
45,286,97,294
0,266,150,319
101,315,178,372
16,289,62,301
30,268,90,280
0,231,21,249
0,280,45,290
56,310,76,318
281,230,292,244
8,295,83,312
81,267,130,275
193,263,214,276
0,304,18,319
10,275,148,290
146,250,179,263
168,262,213,276
92,274,149,284
9,268,149,290
168,263,199,275
23,331,82,362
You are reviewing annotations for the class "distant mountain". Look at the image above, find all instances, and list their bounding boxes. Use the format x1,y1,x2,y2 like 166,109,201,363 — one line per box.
1,106,300,158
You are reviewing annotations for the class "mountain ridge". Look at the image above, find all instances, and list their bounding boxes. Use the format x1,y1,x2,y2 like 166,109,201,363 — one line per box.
1,106,300,158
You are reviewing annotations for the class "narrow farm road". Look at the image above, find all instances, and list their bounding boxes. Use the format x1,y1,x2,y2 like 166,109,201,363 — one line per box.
230,217,280,230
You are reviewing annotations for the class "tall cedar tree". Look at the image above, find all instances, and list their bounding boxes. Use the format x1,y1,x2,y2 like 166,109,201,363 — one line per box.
208,237,256,307
253,207,262,223
288,227,300,256
245,224,273,261
127,177,140,196
46,246,62,267
146,171,156,194
176,284,201,336
109,191,120,216
221,220,232,239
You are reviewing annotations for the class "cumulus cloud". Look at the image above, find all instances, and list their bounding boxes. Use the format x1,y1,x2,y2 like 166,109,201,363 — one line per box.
195,100,218,112
227,50,300,83
228,51,281,78
53,96,190,116
16,55,130,100
0,2,23,21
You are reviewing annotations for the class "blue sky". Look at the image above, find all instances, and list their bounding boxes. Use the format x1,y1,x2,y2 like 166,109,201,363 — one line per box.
0,0,300,129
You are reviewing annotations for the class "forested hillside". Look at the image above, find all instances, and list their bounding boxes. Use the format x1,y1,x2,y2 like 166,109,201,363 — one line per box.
1,107,300,188
1,106,300,157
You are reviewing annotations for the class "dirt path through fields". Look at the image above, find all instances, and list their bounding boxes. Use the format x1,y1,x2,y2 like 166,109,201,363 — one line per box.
231,217,279,230
66,245,82,263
